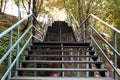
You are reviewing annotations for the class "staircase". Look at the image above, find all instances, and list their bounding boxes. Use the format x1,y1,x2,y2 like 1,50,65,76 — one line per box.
11,21,113,80
44,21,76,42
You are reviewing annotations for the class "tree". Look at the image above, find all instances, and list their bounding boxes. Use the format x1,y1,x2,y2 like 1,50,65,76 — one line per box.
0,0,7,13
22,0,31,32
0,0,4,12
32,0,44,41
21,0,44,33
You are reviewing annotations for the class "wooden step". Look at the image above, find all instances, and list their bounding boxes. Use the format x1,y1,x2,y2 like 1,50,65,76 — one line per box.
11,77,114,80
17,68,107,72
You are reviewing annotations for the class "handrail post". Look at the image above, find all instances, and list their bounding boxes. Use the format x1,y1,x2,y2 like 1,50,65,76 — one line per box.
30,15,33,43
61,44,65,77
16,0,21,76
8,31,12,80
83,23,85,42
86,52,89,77
28,0,33,43
90,15,93,44
113,31,117,80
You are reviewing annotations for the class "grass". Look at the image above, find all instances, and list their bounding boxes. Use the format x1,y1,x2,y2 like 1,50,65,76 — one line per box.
0,13,27,33
0,13,29,78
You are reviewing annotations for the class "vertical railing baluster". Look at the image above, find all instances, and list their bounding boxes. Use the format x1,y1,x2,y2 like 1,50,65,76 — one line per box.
34,57,37,76
30,15,33,43
86,52,89,77
70,48,74,76
28,0,33,43
114,31,117,80
90,15,93,44
83,23,85,42
77,51,80,77
61,44,64,77
16,0,21,76
8,31,12,80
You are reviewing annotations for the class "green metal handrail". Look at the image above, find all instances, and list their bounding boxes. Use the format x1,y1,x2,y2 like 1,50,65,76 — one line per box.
32,14,49,41
66,13,80,41
66,13,120,79
0,13,32,80
0,13,48,80
89,14,120,80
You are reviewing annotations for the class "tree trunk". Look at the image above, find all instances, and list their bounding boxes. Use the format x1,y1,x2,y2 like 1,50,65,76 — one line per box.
0,0,4,13
22,0,31,32
32,0,37,41
78,0,83,25
38,0,43,13
78,0,84,42
3,0,7,13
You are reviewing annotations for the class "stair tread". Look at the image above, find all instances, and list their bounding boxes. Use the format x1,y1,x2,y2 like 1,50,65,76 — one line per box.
11,77,113,80
17,68,107,71
32,42,90,46
21,60,102,64
24,55,98,57
30,45,92,48
28,50,95,52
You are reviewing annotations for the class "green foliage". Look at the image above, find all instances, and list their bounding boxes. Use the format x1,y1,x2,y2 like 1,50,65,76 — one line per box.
65,0,79,20
0,13,31,78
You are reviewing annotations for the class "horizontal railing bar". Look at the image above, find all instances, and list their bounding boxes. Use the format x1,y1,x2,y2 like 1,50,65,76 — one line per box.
1,35,32,80
91,36,120,76
90,14,120,34
0,25,32,64
0,13,32,38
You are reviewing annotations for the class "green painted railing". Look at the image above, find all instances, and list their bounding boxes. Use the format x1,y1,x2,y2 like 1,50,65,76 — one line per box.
89,14,120,80
0,11,120,79
0,13,48,80
66,13,81,41
67,13,120,79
